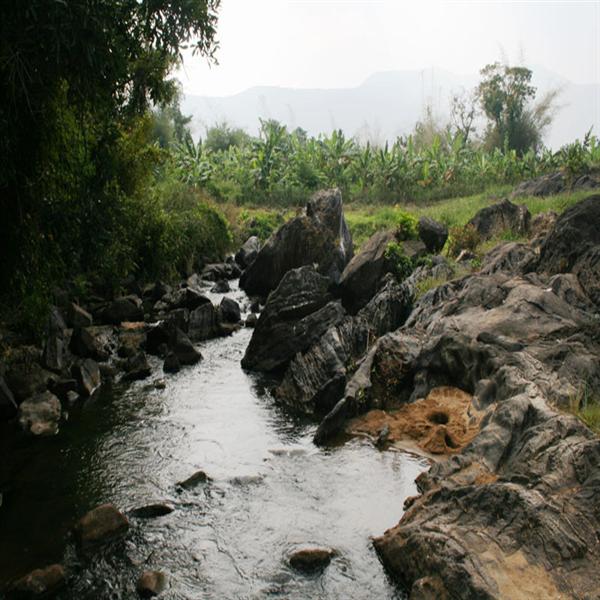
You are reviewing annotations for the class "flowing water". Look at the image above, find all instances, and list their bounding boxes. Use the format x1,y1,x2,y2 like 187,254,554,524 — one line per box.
0,283,428,599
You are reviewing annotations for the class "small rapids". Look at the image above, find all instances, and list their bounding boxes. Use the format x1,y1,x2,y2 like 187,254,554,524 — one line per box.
0,282,427,599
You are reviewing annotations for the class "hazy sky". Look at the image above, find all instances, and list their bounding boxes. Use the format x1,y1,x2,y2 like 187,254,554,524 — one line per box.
177,0,600,97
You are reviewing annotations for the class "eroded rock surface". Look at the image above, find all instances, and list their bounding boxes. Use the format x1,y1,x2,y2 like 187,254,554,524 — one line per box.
240,189,353,297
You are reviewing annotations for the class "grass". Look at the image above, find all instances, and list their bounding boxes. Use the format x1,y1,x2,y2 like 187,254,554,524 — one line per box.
569,385,600,434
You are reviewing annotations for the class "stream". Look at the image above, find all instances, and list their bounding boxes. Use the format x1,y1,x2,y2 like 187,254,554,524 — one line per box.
0,282,428,599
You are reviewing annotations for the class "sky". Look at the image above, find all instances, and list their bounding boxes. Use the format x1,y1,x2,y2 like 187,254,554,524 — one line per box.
177,0,600,97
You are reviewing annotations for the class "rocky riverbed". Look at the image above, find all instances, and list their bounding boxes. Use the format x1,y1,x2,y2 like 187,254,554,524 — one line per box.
1,188,599,599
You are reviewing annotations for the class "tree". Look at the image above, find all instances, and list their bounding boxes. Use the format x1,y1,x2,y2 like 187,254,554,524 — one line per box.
0,1,220,306
450,90,478,144
477,62,557,154
204,121,251,152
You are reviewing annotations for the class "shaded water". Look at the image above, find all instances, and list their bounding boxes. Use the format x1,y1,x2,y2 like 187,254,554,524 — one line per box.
0,284,427,599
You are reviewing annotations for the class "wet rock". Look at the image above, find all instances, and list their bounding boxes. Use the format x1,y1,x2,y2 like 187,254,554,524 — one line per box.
538,194,600,274
0,376,18,420
418,216,448,253
146,322,172,356
74,503,129,551
42,334,65,373
170,328,202,366
143,281,171,302
6,564,65,599
163,353,180,374
288,547,335,573
122,352,151,381
18,391,61,436
188,303,219,341
165,287,210,311
219,297,241,323
210,279,230,293
118,330,146,358
49,378,78,401
240,188,353,297
201,262,241,281
235,235,261,269
136,570,167,598
130,504,174,519
241,266,346,372
177,470,210,490
337,229,396,313
69,327,109,361
245,313,258,328
468,198,530,240
71,359,101,397
5,348,56,403
165,308,190,333
67,302,93,328
100,295,144,325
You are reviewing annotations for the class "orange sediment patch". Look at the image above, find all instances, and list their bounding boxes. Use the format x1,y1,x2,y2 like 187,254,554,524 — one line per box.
347,386,483,455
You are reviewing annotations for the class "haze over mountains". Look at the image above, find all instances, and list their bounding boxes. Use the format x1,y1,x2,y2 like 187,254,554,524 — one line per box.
182,66,600,150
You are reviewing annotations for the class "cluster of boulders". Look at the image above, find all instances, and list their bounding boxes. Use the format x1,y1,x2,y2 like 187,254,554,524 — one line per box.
0,255,258,439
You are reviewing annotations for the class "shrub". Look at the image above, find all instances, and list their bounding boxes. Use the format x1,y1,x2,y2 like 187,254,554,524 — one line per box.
446,224,481,257
384,242,414,282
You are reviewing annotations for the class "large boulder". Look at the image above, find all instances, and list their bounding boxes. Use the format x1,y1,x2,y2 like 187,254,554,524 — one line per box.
66,302,93,328
241,266,346,372
18,391,61,436
240,189,353,297
74,503,129,551
188,303,219,341
69,327,109,361
100,295,144,325
336,229,417,314
235,235,261,269
418,216,448,253
137,570,167,598
468,198,530,240
170,328,202,366
71,359,101,397
219,297,241,324
538,194,600,274
511,171,565,198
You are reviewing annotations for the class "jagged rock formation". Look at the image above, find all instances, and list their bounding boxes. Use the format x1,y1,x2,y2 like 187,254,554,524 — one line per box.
239,189,353,297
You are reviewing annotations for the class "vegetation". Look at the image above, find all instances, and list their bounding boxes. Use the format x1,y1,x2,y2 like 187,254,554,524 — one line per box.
384,242,415,282
570,385,600,434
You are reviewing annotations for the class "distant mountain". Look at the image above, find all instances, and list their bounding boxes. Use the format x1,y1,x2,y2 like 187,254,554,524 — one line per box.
182,67,600,149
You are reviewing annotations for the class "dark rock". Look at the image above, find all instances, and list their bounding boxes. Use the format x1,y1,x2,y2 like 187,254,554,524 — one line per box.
5,348,56,403
530,210,558,243
188,303,219,341
122,352,151,381
511,171,565,197
165,288,210,311
42,334,65,373
0,377,18,420
18,391,61,436
170,328,202,366
235,235,261,269
100,296,144,325
71,359,101,397
480,242,537,276
249,300,261,313
177,470,210,489
69,327,108,361
146,322,172,356
245,313,258,328
74,504,129,551
118,329,146,358
418,216,448,253
47,306,67,337
288,548,334,573
130,504,174,519
201,262,241,281
573,245,600,307
67,302,93,328
66,390,80,404
538,194,600,274
468,198,531,240
337,229,396,313
219,297,241,323
136,570,167,598
143,281,171,302
6,564,65,599
240,188,353,297
218,322,241,336
165,308,190,333
163,353,180,374
49,378,78,401
210,279,230,293
241,266,346,372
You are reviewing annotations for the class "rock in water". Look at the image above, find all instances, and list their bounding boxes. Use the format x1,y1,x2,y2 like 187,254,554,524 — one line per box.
240,189,353,297
74,503,129,551
418,216,448,253
122,352,151,381
18,391,61,436
219,297,241,323
288,547,335,573
235,235,261,269
137,570,167,598
130,503,174,519
100,295,144,324
177,470,210,490
210,279,230,293
468,198,530,240
71,359,101,397
188,303,219,341
7,564,65,599
163,353,180,374
241,266,346,372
